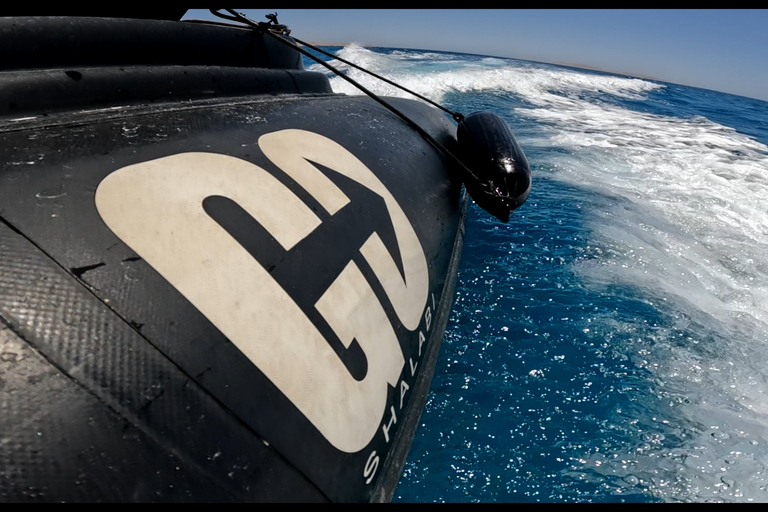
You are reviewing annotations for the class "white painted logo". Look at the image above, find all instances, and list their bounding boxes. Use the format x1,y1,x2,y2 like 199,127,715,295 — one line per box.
95,129,429,453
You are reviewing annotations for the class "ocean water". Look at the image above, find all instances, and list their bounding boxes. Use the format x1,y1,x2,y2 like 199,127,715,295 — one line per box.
303,45,768,503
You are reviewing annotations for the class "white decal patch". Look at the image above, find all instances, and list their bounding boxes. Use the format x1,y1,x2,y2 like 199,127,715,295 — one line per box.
94,130,429,454
259,130,429,330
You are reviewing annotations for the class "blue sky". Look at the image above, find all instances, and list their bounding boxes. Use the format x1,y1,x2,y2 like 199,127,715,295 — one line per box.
183,9,768,102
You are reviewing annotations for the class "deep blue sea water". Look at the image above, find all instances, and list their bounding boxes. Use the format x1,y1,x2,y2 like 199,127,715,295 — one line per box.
304,45,768,503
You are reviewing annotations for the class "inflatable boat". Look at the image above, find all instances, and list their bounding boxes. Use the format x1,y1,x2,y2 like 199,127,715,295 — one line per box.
0,10,530,502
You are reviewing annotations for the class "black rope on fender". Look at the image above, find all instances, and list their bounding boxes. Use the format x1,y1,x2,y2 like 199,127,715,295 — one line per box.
208,9,484,184
294,42,465,124
212,10,464,123
299,41,465,124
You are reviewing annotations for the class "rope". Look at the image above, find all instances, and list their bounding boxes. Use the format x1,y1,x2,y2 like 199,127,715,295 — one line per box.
208,9,490,187
213,10,465,123
294,41,465,124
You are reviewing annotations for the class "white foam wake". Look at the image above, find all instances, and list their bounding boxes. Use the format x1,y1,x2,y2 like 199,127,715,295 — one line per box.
318,44,768,501
310,44,661,105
